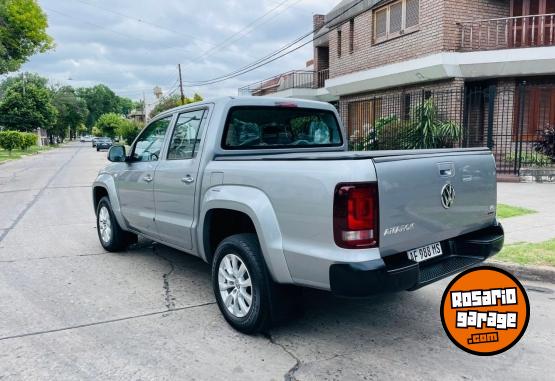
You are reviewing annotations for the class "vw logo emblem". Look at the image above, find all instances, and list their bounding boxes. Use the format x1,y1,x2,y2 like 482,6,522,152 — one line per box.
441,183,456,209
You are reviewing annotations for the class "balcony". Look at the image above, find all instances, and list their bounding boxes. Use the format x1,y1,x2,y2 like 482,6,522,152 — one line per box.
459,14,555,51
238,69,330,96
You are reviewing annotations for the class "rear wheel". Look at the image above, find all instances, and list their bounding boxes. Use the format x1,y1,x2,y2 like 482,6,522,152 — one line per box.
212,234,274,333
96,196,136,252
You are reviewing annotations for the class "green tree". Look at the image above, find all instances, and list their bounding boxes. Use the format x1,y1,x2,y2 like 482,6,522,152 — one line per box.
94,112,125,138
91,126,102,137
133,99,145,112
77,84,121,128
117,119,142,145
77,123,87,136
0,130,23,154
52,85,88,139
0,71,47,97
149,93,203,118
117,96,134,116
0,74,57,132
0,0,54,74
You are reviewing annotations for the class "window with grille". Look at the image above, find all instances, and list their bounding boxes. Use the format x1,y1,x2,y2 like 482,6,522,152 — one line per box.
349,19,355,53
337,30,342,57
373,0,420,43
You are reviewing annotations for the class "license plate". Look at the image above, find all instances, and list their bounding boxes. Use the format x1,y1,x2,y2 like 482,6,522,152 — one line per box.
407,242,443,263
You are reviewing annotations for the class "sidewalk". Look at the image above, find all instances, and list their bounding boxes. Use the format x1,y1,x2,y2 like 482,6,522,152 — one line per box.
497,182,555,244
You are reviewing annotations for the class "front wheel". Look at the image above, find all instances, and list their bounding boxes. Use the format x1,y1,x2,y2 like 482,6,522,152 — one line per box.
96,196,136,252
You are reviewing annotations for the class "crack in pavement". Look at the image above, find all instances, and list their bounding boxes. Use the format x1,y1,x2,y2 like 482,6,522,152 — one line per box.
0,147,83,243
153,245,176,311
264,332,301,381
0,302,216,342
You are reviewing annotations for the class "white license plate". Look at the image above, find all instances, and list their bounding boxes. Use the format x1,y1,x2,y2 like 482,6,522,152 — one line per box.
407,242,443,263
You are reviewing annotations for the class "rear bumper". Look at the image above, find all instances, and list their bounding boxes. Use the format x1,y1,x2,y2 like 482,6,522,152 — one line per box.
329,223,504,297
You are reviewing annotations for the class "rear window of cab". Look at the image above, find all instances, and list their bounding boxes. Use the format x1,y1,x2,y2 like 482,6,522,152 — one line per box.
222,106,343,150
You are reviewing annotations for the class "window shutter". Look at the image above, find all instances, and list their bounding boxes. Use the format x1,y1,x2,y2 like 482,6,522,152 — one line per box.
405,0,419,28
375,8,387,39
389,2,403,34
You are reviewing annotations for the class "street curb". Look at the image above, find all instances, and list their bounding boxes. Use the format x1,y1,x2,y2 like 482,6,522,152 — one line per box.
487,260,555,284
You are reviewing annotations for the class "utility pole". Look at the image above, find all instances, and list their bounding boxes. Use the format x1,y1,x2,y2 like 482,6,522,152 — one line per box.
142,91,147,123
178,63,185,105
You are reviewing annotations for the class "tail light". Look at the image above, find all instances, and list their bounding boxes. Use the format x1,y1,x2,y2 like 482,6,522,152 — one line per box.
333,183,379,249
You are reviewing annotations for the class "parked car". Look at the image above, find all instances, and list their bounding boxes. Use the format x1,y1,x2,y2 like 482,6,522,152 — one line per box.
92,97,504,334
96,137,113,151
92,137,99,147
80,135,93,142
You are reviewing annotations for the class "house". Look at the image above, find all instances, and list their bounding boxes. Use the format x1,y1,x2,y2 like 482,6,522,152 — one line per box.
240,0,555,178
128,109,146,124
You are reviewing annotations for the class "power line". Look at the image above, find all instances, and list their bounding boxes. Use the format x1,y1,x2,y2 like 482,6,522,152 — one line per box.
184,0,365,86
182,0,299,68
69,0,214,46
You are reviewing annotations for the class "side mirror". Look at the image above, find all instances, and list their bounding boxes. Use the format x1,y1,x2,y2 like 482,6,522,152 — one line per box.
107,145,126,162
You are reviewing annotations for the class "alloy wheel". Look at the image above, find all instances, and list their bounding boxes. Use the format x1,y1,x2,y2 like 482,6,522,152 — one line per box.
218,253,253,318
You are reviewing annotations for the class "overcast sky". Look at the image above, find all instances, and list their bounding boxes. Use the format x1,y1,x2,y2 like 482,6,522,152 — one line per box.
19,0,338,108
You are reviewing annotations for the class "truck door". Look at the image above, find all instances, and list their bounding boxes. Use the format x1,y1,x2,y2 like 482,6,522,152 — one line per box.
116,115,172,235
153,108,208,251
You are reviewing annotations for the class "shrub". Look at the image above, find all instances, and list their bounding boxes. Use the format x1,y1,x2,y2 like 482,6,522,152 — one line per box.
117,120,142,145
0,130,23,154
504,151,553,167
350,115,403,150
350,100,462,152
20,132,37,150
405,99,462,149
533,124,555,159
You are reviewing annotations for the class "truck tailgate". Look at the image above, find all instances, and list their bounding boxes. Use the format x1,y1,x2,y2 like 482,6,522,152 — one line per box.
373,150,497,257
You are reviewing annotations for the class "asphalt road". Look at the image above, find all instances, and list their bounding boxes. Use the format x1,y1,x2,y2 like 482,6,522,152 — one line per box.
0,143,553,380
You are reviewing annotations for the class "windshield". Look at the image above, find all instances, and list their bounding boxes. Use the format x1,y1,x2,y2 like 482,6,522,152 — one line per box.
222,106,342,150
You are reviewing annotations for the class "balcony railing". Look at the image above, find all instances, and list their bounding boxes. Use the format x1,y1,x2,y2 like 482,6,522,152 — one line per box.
238,69,330,96
317,68,329,88
459,14,555,51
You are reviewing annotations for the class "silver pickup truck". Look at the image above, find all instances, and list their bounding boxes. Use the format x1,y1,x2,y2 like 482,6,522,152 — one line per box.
92,97,504,333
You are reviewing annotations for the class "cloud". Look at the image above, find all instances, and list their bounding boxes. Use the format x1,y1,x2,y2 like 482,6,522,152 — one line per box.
20,0,339,107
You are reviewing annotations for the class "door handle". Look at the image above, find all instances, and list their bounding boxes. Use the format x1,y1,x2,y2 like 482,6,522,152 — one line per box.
143,175,153,183
181,176,195,184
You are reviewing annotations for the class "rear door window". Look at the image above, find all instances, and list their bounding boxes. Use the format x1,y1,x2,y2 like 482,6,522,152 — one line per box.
222,106,342,149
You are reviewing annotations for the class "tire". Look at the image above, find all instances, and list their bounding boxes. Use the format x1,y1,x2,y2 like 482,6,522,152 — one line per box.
96,196,136,252
212,233,279,334
96,147,99,151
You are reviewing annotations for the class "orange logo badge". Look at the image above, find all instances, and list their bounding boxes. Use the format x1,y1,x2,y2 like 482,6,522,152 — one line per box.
440,266,530,356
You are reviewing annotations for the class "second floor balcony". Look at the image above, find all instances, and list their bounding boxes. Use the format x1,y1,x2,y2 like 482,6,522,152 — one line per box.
459,13,555,51
239,69,330,96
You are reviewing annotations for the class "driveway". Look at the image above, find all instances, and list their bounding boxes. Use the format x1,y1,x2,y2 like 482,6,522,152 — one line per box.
0,143,553,380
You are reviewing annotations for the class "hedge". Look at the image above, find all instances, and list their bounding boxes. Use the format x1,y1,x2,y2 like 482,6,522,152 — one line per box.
0,131,38,154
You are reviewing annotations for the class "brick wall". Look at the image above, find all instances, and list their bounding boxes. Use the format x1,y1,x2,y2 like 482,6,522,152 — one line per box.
443,0,509,51
327,0,511,79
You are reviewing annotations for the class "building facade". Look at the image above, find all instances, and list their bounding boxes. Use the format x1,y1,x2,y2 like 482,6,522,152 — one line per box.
240,0,555,176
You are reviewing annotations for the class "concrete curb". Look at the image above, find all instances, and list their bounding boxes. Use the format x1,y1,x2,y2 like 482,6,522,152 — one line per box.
487,260,555,284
